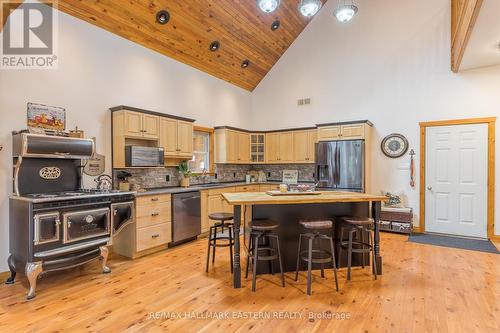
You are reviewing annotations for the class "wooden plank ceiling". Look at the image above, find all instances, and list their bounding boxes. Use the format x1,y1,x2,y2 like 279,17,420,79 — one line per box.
56,0,324,91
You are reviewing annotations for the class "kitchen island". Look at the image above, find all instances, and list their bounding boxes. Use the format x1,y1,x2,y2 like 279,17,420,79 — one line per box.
222,191,387,288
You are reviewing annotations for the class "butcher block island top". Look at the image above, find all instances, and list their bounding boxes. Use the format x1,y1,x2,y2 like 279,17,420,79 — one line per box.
222,191,387,205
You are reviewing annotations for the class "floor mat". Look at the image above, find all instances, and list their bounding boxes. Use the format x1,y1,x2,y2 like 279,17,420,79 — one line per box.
408,233,499,254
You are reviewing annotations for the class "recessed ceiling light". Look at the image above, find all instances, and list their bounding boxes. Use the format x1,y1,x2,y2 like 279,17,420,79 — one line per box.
156,10,170,25
334,1,358,23
241,60,250,68
209,41,220,52
298,0,322,18
257,0,280,13
271,20,281,31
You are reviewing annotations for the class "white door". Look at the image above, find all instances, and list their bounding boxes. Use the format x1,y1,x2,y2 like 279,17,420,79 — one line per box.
425,124,488,238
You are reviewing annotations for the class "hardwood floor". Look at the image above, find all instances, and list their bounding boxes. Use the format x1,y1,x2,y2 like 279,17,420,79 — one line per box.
0,233,499,332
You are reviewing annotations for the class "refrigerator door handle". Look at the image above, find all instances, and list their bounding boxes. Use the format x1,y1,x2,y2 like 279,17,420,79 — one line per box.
335,145,340,186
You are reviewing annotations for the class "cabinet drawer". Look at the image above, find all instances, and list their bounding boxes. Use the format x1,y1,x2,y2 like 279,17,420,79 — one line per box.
207,187,235,196
136,223,171,252
234,185,259,192
136,203,171,228
259,184,280,191
136,194,171,206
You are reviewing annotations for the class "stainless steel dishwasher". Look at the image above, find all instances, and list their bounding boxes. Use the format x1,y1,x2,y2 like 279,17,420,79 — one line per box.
171,191,201,245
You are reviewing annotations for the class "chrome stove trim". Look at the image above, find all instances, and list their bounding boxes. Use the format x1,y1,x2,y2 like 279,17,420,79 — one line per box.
34,237,110,258
9,191,136,203
16,133,95,159
33,212,61,245
111,201,135,237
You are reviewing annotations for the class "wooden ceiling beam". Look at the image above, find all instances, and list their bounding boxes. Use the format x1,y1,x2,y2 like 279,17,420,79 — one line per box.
451,0,483,72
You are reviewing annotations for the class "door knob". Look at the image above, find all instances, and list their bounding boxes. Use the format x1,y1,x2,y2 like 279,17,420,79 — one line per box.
427,186,433,191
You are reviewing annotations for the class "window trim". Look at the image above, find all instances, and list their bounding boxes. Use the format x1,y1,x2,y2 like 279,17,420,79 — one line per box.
191,126,215,175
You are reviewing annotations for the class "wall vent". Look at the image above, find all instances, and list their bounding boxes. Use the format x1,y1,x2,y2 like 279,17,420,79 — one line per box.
297,98,311,106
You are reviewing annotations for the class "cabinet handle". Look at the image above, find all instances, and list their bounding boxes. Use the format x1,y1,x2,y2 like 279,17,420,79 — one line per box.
151,234,160,238
151,212,160,217
151,198,159,202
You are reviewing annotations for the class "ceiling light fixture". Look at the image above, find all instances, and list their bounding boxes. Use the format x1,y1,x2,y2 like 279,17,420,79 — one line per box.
257,0,280,13
298,0,322,18
241,60,250,68
271,20,281,31
209,41,220,52
333,0,358,23
156,10,170,25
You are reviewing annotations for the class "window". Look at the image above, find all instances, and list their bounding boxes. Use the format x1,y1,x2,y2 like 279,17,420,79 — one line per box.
189,127,214,173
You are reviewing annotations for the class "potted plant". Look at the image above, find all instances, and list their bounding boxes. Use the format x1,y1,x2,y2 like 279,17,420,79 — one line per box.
178,161,192,188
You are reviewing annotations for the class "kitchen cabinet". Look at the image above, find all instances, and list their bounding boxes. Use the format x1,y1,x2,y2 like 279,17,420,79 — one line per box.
122,111,159,139
111,106,195,168
265,132,294,163
214,129,250,164
112,193,172,258
251,134,265,163
160,118,193,158
293,130,317,163
317,122,369,141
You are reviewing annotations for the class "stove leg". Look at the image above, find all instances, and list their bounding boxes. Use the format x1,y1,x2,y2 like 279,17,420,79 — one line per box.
100,246,111,274
5,255,16,285
25,262,43,300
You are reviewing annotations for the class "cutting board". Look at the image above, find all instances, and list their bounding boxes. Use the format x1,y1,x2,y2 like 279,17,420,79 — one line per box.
266,191,321,196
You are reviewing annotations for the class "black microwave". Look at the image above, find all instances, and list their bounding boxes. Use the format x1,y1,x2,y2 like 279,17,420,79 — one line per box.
125,146,164,167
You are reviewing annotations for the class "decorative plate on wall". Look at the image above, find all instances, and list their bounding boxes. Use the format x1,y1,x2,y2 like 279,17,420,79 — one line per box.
381,133,409,158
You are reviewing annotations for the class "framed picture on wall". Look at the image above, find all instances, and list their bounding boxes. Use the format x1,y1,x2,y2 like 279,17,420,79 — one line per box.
27,102,66,131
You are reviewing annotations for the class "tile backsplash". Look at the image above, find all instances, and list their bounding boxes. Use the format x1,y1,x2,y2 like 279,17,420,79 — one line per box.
113,163,315,189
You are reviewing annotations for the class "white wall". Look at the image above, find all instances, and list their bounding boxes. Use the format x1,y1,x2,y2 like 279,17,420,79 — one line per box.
0,8,251,271
250,0,500,234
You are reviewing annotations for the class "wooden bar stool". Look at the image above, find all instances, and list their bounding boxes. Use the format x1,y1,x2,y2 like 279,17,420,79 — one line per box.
295,219,339,296
245,220,285,292
338,216,377,281
206,212,234,273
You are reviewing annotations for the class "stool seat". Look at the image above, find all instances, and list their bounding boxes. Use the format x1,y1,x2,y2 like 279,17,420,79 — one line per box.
251,220,279,231
209,212,234,222
341,216,374,226
299,219,333,230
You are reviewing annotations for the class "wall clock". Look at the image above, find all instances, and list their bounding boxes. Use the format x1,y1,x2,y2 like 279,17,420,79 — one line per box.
381,133,409,158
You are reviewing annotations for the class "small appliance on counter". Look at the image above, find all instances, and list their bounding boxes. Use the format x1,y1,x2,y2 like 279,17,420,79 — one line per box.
7,132,135,299
125,146,164,167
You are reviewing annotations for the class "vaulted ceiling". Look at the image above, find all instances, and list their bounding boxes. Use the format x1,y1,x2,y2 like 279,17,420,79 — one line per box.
55,0,325,91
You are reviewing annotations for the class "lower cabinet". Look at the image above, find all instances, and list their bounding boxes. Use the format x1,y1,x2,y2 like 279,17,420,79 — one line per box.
112,193,172,258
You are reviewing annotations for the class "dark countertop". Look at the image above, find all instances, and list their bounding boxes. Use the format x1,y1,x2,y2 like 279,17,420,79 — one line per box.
134,181,282,197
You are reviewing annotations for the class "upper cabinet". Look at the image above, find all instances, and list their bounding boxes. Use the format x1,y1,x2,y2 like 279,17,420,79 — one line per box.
123,111,159,139
111,106,195,168
317,122,372,141
250,134,265,163
160,118,193,158
293,130,317,163
264,131,296,163
215,129,250,164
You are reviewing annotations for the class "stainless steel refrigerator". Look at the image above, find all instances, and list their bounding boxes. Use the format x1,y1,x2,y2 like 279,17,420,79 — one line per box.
315,140,365,192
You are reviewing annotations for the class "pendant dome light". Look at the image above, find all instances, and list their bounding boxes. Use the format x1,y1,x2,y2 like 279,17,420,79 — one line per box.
298,0,322,18
334,0,358,23
257,0,280,13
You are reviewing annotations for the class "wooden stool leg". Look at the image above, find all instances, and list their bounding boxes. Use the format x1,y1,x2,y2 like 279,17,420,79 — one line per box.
328,236,339,292
370,230,378,280
295,234,303,281
266,234,274,275
229,225,234,274
307,237,313,296
206,225,213,272
252,234,260,292
347,229,354,281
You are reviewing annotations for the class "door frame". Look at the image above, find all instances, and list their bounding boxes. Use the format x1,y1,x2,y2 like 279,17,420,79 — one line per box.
418,117,496,239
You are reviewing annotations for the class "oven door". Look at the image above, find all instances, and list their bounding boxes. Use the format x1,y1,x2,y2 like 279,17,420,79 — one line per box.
34,212,61,245
62,208,110,244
